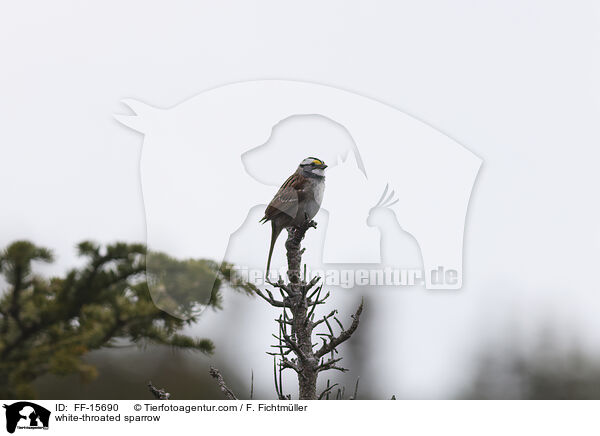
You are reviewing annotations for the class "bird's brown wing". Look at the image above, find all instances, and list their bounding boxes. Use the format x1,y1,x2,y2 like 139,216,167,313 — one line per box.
261,171,308,223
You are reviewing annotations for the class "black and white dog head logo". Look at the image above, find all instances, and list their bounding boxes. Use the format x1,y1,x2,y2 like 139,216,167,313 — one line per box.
115,80,482,318
3,402,50,434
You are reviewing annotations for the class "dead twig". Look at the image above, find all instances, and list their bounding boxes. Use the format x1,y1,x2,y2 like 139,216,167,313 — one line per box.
315,300,364,359
147,380,170,400
209,366,238,400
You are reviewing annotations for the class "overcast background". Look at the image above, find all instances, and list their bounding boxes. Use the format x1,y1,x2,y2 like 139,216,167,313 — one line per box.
2,1,600,399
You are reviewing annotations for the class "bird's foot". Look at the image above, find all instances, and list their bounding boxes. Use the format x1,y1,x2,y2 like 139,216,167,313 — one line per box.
299,218,317,230
301,213,318,230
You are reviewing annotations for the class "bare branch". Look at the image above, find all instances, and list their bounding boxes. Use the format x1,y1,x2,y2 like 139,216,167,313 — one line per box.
318,382,339,400
280,357,300,373
267,346,293,355
316,300,364,358
312,310,337,328
316,357,344,372
309,290,330,306
275,317,294,325
266,278,290,292
251,284,286,307
147,380,170,399
209,366,238,400
304,276,321,294
256,218,365,399
327,365,348,373
273,331,307,362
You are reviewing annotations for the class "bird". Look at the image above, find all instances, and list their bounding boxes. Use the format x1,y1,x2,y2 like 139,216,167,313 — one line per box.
260,157,328,276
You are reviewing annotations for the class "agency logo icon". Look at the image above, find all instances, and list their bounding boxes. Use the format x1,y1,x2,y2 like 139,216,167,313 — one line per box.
2,402,50,434
115,80,482,318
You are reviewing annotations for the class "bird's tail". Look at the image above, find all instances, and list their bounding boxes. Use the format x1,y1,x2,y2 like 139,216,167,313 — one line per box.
266,221,283,278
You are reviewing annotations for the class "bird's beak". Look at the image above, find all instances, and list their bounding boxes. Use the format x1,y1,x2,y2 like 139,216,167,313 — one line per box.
320,163,328,169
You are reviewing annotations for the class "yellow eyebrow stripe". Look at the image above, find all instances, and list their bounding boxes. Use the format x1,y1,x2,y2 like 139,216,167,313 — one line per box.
313,159,322,165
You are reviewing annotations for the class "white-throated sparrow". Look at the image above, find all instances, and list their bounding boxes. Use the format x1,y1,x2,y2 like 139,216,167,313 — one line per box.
260,157,328,275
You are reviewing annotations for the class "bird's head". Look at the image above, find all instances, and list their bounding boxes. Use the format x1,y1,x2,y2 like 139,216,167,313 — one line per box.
299,157,328,178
